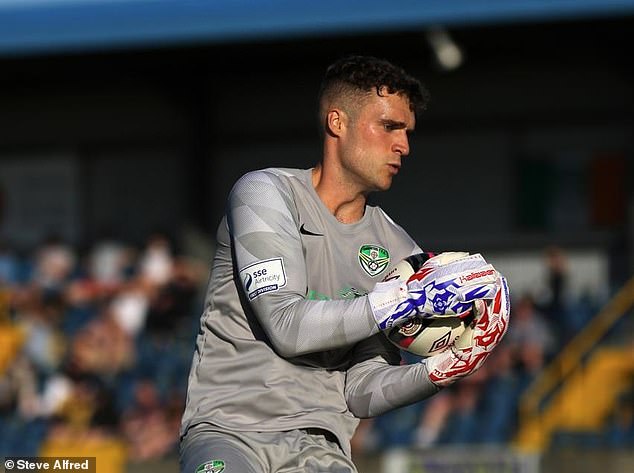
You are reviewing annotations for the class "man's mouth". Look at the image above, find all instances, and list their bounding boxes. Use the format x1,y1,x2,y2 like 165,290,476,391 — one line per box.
388,163,401,174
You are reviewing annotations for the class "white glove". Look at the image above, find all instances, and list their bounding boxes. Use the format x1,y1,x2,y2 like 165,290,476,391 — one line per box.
368,252,499,330
424,275,511,387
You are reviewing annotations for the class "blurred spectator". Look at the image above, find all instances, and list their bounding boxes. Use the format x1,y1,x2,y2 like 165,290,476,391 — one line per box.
13,290,66,375
438,366,496,446
33,235,76,294
544,246,568,314
88,236,134,288
38,374,73,418
54,375,118,431
145,259,199,336
139,232,174,287
0,353,39,419
110,281,149,337
120,379,178,461
413,390,453,447
539,245,569,343
68,310,135,377
506,294,557,374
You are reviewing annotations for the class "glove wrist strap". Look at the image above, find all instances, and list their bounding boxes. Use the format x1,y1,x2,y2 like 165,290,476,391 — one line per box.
368,280,410,330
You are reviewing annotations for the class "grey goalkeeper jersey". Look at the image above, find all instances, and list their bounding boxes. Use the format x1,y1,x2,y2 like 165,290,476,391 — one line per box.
181,168,439,456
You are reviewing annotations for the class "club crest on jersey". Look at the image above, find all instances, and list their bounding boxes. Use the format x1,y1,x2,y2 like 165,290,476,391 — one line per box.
358,244,390,277
195,460,225,473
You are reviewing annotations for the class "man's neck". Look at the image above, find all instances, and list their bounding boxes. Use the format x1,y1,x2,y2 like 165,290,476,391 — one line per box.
312,164,367,224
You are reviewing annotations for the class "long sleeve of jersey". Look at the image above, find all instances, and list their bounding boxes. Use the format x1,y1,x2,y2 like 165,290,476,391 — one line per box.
345,356,441,418
227,170,381,358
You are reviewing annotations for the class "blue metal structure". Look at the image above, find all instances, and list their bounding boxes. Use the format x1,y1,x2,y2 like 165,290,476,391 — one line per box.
1,0,633,56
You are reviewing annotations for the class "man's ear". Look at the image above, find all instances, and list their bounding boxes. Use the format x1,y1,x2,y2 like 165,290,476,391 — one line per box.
325,109,346,137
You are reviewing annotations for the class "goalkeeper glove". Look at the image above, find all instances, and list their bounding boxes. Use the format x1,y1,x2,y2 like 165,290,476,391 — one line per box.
424,275,510,387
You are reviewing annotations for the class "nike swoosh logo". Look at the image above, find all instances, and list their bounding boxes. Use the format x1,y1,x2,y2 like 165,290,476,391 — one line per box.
300,224,324,237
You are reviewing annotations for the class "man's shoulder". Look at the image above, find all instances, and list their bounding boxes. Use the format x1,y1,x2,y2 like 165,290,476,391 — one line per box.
234,167,311,196
242,167,305,179
229,168,312,214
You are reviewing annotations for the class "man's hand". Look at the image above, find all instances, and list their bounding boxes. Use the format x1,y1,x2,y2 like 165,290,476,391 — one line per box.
424,275,510,387
368,252,499,330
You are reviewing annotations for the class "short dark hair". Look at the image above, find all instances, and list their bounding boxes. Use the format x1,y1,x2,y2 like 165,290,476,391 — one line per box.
318,55,429,121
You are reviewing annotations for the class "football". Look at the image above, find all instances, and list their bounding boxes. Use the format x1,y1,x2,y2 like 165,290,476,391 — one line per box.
385,314,474,357
382,252,475,357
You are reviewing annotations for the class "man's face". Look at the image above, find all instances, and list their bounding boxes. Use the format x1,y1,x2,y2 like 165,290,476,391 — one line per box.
339,90,415,193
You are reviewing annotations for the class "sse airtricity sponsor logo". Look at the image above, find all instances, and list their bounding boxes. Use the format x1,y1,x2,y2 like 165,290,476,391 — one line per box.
239,258,287,300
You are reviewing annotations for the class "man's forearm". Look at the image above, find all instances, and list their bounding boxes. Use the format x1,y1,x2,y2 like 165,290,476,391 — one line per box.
345,356,440,418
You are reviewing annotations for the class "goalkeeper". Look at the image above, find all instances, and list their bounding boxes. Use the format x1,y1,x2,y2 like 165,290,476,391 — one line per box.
180,55,510,473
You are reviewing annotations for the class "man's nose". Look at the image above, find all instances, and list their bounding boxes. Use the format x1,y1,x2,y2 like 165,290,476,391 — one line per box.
393,131,410,156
